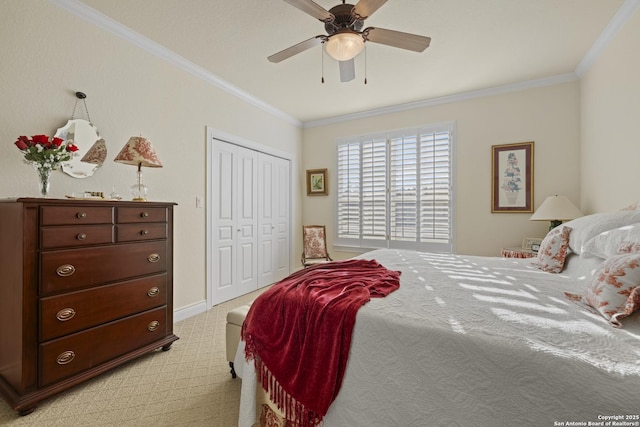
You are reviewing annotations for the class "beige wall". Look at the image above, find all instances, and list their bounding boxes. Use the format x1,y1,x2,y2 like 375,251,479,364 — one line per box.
302,82,581,257
580,7,640,214
0,1,303,314
2,1,638,314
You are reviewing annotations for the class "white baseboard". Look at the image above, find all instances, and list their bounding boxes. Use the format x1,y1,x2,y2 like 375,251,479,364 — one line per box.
174,300,208,323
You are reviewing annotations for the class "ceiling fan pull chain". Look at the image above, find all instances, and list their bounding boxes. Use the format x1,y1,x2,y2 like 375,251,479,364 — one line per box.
321,42,325,84
364,45,368,84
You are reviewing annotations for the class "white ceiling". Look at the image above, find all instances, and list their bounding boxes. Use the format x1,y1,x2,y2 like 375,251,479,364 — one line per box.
74,0,631,125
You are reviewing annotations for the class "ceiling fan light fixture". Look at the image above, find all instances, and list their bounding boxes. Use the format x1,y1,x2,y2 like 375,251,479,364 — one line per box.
325,31,365,61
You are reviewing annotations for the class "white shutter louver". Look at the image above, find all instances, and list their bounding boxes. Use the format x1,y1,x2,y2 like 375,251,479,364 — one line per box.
336,122,454,252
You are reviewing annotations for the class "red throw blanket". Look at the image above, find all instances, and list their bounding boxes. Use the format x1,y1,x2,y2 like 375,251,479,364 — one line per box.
242,259,401,427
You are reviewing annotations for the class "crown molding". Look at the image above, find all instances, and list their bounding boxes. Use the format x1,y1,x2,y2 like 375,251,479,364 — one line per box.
49,0,302,128
302,73,578,128
51,0,638,130
575,0,640,77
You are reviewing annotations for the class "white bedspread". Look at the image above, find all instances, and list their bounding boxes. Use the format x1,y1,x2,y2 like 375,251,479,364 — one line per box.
237,249,640,427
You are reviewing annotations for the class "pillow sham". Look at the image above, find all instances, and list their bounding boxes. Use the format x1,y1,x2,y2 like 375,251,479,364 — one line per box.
534,226,571,273
581,223,640,259
561,210,640,255
565,253,640,327
621,201,640,211
618,242,640,254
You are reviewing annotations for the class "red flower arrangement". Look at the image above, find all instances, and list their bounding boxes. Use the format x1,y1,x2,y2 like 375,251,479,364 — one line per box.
14,134,79,169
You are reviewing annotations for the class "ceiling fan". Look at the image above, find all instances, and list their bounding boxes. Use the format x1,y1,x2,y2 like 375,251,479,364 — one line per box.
268,0,431,82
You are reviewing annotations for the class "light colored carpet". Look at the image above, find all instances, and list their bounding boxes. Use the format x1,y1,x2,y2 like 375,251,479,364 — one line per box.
0,289,264,426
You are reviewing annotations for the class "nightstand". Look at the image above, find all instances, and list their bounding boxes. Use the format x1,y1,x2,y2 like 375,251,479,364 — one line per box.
501,247,536,258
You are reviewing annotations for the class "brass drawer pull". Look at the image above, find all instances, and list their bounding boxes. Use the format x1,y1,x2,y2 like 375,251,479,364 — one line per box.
148,253,160,263
56,264,76,277
147,287,160,297
140,229,149,236
148,321,160,332
76,212,87,219
140,212,149,218
56,308,76,322
56,351,75,365
76,233,87,240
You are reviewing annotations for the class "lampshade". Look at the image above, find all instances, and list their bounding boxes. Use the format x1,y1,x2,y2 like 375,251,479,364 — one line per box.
80,138,107,165
325,31,365,61
530,195,583,229
114,136,162,201
113,136,163,168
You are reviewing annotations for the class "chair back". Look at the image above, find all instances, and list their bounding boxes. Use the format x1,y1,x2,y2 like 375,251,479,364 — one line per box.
301,225,332,267
303,225,328,258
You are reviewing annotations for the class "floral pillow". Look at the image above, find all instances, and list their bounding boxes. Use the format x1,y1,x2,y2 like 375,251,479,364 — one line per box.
534,226,572,273
561,210,640,254
617,241,640,254
581,223,640,259
565,253,640,327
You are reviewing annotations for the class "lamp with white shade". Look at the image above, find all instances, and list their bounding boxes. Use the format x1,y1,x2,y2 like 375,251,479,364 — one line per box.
529,195,583,230
113,136,162,201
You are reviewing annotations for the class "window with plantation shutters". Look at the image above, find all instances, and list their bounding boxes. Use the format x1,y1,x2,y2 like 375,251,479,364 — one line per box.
335,122,454,253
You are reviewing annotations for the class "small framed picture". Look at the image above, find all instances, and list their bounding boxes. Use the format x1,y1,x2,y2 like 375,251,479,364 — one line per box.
531,243,541,253
522,237,543,250
306,168,328,196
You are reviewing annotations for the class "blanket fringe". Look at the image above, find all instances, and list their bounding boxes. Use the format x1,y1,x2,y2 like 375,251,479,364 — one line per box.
247,345,322,427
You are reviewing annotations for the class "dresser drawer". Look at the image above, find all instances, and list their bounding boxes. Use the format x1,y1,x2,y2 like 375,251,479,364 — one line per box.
40,274,167,341
116,207,167,223
39,306,167,387
41,206,113,226
40,225,114,249
40,241,167,295
116,223,167,242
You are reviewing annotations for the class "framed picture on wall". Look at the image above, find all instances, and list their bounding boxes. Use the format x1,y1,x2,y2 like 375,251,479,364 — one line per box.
491,142,534,213
306,168,328,196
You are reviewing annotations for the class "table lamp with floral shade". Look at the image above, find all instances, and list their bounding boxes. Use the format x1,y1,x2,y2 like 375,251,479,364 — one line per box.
113,136,162,201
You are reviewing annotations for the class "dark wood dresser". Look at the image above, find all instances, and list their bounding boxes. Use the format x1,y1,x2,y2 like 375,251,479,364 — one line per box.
0,198,179,415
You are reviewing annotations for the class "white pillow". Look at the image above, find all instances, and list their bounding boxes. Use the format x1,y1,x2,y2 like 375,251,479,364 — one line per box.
561,210,640,255
582,223,640,259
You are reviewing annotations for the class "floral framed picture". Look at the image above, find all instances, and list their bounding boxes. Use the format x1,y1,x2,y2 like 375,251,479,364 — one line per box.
306,168,328,196
491,142,534,213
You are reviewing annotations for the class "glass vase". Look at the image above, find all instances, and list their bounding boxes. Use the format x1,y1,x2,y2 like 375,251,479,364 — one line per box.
34,164,52,197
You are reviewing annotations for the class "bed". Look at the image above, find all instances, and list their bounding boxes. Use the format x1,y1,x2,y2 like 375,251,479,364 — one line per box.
235,209,640,427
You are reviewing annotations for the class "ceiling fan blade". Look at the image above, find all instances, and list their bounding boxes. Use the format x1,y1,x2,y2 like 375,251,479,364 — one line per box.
268,36,323,63
364,27,431,52
339,59,355,82
283,0,334,22
353,0,388,19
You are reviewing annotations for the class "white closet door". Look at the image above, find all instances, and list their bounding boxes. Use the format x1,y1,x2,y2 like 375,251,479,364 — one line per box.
273,156,290,282
258,154,290,287
236,146,259,295
211,141,258,304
